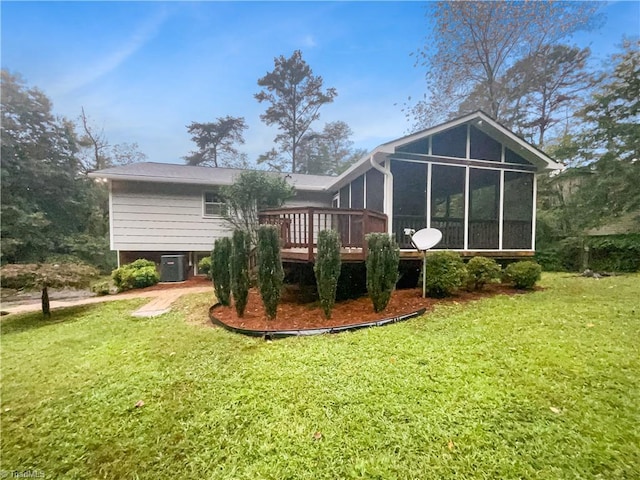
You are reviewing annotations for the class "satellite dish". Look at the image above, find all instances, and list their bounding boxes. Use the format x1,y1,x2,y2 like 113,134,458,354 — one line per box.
411,228,443,251
410,228,443,299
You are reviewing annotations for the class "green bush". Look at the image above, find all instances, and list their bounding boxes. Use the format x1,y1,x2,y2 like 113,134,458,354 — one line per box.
587,234,640,272
424,251,467,298
535,237,583,272
0,263,100,290
504,261,542,289
257,226,284,320
466,256,502,290
0,264,39,289
112,260,159,292
230,230,250,317
197,256,212,278
365,233,400,313
211,238,232,306
91,280,112,296
314,229,342,319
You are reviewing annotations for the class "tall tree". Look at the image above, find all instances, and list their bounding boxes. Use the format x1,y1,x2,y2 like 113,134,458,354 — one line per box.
1,70,89,263
500,44,598,147
537,40,640,238
297,121,367,175
255,50,337,172
184,116,248,167
410,1,600,129
572,39,640,225
77,108,147,172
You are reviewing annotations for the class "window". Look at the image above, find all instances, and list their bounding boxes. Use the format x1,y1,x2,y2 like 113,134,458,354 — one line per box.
470,125,501,162
505,147,532,166
203,191,226,217
503,171,534,249
468,168,500,249
430,164,466,249
366,169,384,212
339,185,350,208
431,125,467,158
391,160,428,247
351,175,365,209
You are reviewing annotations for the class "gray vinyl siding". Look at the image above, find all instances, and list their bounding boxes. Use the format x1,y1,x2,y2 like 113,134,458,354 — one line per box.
284,190,332,208
111,180,231,251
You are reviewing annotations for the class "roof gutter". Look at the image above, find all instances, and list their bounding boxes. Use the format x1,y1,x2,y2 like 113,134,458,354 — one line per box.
369,154,394,235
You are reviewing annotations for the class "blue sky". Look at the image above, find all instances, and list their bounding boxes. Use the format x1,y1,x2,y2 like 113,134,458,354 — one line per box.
2,1,639,166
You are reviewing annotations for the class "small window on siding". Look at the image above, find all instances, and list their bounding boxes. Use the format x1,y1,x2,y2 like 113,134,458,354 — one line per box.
203,192,226,217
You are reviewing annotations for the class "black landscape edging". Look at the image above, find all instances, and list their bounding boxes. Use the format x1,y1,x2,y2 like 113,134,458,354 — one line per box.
209,304,427,339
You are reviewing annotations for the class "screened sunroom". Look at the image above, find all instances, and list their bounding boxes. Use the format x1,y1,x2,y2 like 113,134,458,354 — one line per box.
330,111,562,258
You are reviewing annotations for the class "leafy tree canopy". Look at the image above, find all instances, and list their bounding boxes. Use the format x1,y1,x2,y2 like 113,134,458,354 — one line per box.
1,70,90,263
537,40,640,238
220,170,294,245
297,121,366,175
184,116,248,167
410,1,601,134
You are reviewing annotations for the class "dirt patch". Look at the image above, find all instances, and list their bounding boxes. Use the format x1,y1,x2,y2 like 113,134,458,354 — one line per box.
211,283,529,332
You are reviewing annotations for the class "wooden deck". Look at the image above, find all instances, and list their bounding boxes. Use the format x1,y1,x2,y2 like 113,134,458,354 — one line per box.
259,207,387,262
258,207,535,263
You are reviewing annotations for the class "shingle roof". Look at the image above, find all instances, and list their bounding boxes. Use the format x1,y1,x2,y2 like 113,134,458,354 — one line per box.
88,162,335,191
90,111,562,194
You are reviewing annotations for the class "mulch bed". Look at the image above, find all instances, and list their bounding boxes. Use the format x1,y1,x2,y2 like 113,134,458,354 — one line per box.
211,283,529,332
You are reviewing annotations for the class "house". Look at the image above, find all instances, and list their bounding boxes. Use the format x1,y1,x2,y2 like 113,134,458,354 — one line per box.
89,111,562,274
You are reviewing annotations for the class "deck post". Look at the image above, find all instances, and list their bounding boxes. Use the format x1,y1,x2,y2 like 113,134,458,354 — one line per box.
362,210,370,260
307,207,315,262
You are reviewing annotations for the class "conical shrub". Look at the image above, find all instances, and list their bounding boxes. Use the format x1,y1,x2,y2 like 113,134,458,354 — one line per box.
365,233,400,313
230,229,250,317
257,225,284,320
211,237,231,306
314,229,341,319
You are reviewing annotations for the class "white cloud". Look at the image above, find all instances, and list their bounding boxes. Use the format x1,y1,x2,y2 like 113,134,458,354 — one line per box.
301,34,317,48
50,8,168,96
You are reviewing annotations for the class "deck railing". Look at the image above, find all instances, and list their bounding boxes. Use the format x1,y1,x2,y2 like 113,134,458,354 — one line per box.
393,215,532,250
258,207,387,261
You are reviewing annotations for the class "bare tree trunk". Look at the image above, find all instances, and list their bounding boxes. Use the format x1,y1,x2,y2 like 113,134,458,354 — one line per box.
41,285,51,318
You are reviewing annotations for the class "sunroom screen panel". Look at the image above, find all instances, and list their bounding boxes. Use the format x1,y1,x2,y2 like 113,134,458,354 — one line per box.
468,168,500,249
430,164,466,249
391,160,427,247
503,171,534,249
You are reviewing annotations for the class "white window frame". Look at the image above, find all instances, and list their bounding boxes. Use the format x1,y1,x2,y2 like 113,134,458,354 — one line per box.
203,191,226,217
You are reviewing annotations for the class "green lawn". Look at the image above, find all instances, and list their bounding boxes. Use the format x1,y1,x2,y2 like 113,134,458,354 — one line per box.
1,273,638,479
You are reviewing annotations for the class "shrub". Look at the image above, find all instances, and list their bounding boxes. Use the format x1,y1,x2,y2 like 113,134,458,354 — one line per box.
197,256,212,278
466,256,502,290
90,280,112,296
257,225,284,320
112,260,159,292
424,251,467,298
504,261,542,289
230,230,250,317
211,238,232,306
314,229,342,319
0,262,101,317
0,263,100,290
365,233,400,313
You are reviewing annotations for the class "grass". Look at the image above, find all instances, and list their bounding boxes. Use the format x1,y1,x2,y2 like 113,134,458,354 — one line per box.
1,273,638,479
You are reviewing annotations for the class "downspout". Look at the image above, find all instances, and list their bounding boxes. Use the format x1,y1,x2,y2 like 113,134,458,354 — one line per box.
369,155,393,236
